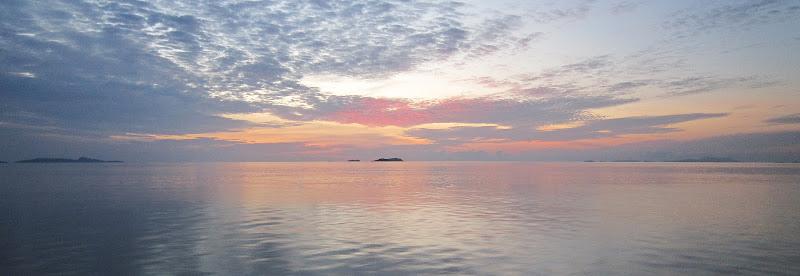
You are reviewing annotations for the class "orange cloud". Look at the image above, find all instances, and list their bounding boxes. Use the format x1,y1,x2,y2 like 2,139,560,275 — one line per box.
114,117,431,150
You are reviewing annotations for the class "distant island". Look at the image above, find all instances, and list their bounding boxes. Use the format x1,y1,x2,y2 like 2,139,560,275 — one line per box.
16,157,122,163
374,158,403,162
0,161,6,163
347,159,361,162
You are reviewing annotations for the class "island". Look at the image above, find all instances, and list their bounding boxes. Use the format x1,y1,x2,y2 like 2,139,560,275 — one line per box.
0,161,6,163
16,157,123,163
347,159,361,162
374,158,403,162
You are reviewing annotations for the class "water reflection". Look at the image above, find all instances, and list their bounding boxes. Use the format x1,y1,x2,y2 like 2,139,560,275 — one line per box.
2,162,799,274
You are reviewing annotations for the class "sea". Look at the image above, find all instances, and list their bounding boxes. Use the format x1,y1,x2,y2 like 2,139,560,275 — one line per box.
1,162,799,275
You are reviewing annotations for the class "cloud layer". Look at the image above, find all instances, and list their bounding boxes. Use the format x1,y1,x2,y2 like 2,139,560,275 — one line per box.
1,0,798,161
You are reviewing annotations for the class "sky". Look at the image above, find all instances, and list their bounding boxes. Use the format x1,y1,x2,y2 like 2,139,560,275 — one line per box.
1,0,799,162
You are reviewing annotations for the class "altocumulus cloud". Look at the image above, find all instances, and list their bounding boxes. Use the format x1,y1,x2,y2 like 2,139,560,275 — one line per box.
1,0,631,136
1,0,797,161
1,0,535,133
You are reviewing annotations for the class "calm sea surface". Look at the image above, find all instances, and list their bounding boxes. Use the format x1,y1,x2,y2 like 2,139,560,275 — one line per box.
2,162,799,275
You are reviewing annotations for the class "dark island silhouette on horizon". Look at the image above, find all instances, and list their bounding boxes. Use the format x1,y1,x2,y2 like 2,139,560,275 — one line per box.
374,158,403,162
15,157,123,163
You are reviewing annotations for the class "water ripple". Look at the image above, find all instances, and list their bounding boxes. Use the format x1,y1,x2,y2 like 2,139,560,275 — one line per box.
2,162,799,275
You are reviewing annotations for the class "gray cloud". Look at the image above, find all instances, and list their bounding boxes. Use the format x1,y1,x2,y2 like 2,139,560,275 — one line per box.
658,75,777,97
0,23,257,135
465,15,524,58
0,0,532,137
610,0,644,14
0,0,795,162
523,1,797,99
664,1,800,35
294,94,635,127
517,55,614,84
557,131,800,163
477,54,775,98
528,0,596,23
765,113,800,125
407,113,727,144
605,80,653,93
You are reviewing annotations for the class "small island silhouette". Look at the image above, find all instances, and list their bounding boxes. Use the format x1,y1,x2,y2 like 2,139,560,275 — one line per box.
0,161,6,163
374,158,403,162
16,157,122,163
347,159,361,162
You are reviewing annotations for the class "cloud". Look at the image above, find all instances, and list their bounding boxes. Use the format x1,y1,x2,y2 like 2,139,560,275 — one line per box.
569,130,800,163
0,125,322,162
517,55,615,84
527,0,596,23
0,0,531,137
664,1,800,35
765,113,800,125
0,0,795,162
658,75,777,97
407,113,727,144
605,80,653,93
4,0,623,162
476,54,776,98
464,15,524,58
610,1,644,14
314,94,634,127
